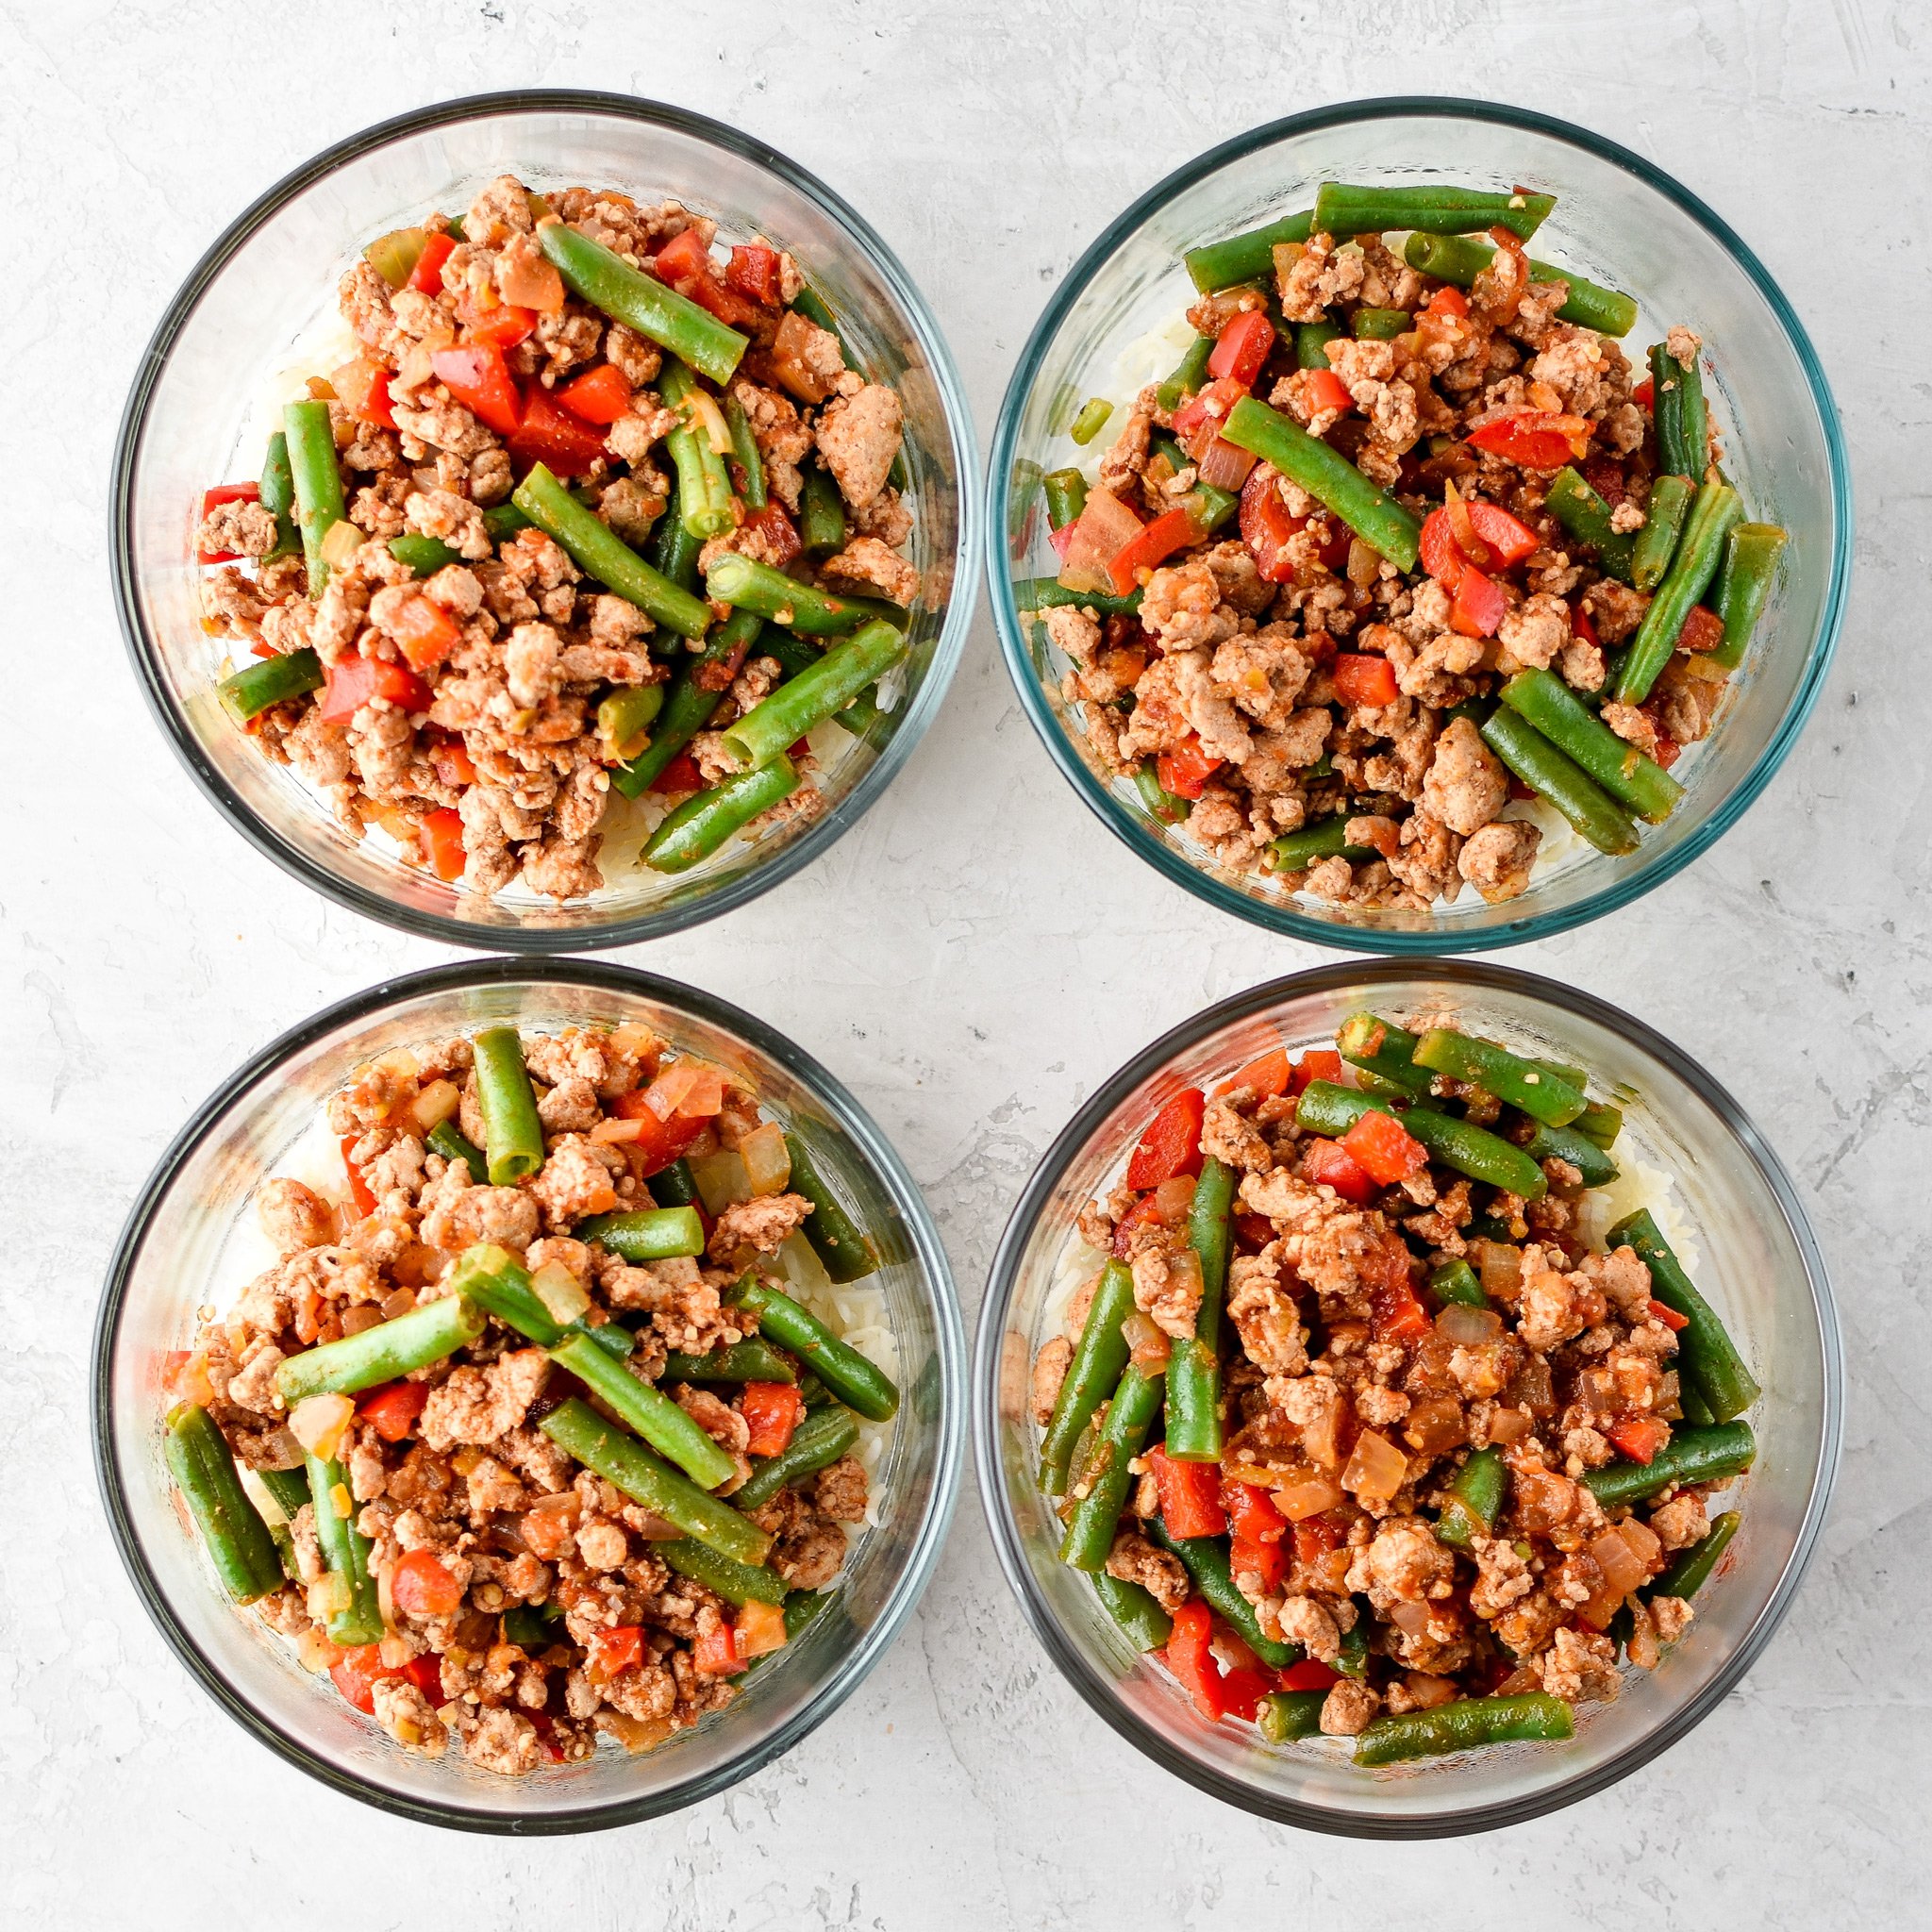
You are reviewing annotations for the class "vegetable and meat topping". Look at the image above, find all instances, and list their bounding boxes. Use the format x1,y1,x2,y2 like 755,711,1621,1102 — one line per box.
1024,180,1789,910
162,1022,897,1774
1035,1014,1758,1765
202,175,916,903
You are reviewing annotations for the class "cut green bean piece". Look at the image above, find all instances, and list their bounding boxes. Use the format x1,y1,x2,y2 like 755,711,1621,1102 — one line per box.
1258,1690,1329,1743
1296,320,1345,369
255,1464,313,1521
705,552,877,636
1132,765,1190,825
165,1405,284,1603
1630,474,1694,592
284,399,345,595
576,1207,707,1262
1403,232,1638,337
1336,1011,1434,1097
1614,482,1742,707
661,1339,798,1386
1043,468,1089,531
1039,1260,1137,1494
473,1024,545,1186
1355,1693,1574,1765
649,1157,700,1210
1352,307,1411,340
1544,466,1637,584
1607,1209,1760,1422
502,1600,564,1649
1435,1445,1506,1549
538,220,746,385
1156,335,1216,410
1430,1259,1487,1309
1710,524,1788,670
799,466,847,558
1523,1119,1618,1189
218,648,324,722
1583,1422,1756,1508
643,755,800,874
540,1398,772,1565
1679,1382,1716,1429
388,533,462,576
597,683,664,762
723,391,767,510
723,620,906,770
1146,1519,1297,1668
1412,1026,1587,1127
276,1294,482,1403
448,1243,629,1357
1480,708,1641,857
1647,1510,1740,1601
1059,1365,1164,1574
659,1537,788,1607
783,1133,876,1283
1576,1100,1624,1150
258,429,301,560
731,1405,860,1511
1223,397,1420,571
729,1275,899,1423
1499,669,1684,824
1014,576,1143,618
1337,1615,1370,1679
1070,397,1113,445
1293,1081,1548,1199
1165,1158,1234,1461
1267,815,1374,874
1184,210,1313,293
1650,336,1708,479
658,357,736,540
612,608,760,799
305,1452,384,1644
649,486,702,596
1091,1571,1174,1653
1317,181,1555,242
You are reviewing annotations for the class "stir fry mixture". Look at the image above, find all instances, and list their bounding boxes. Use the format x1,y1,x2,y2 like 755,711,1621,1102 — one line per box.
1034,1015,1758,1765
1024,180,1790,909
162,1023,899,1774
201,174,917,902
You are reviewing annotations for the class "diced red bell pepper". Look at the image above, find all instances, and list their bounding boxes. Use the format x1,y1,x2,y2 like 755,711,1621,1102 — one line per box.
390,593,462,673
589,1624,645,1678
1302,1137,1379,1206
358,1380,430,1442
329,1645,399,1714
340,1134,378,1216
1125,1088,1207,1190
402,1652,443,1697
391,1548,464,1617
1449,564,1508,639
430,343,521,439
609,1086,709,1177
422,808,467,882
1212,1044,1292,1103
1424,285,1469,319
1570,597,1601,649
653,750,704,797
1606,1414,1671,1465
1632,376,1655,408
654,227,763,329
1223,1478,1288,1546
197,483,261,563
426,731,476,788
1418,498,1541,589
1110,1192,1168,1257
1208,309,1276,388
1239,465,1303,583
1165,1599,1226,1721
1341,1109,1428,1187
738,503,803,571
1277,1657,1341,1692
1108,508,1198,595
508,384,608,477
1465,410,1591,470
408,231,457,295
1150,1445,1227,1540
741,1381,805,1458
456,291,537,349
319,652,432,725
1228,1533,1288,1596
333,358,398,431
724,242,785,308
1292,1512,1348,1568
1648,1297,1690,1332
1331,653,1399,709
1156,735,1223,801
1371,1274,1432,1348
1170,375,1249,444
1675,604,1725,654
1289,1048,1342,1096
1304,367,1353,419
691,1619,743,1677
1217,1662,1273,1723
556,362,634,425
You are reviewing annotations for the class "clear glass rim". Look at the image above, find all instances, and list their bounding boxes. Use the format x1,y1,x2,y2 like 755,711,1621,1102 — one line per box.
972,956,1842,1836
92,956,967,1833
112,88,981,955
984,93,1852,954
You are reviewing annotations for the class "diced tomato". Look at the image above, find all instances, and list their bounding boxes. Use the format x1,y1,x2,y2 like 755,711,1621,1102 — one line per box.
508,384,608,477
1165,1599,1226,1720
1171,375,1249,445
1302,1137,1378,1206
1632,376,1655,408
1108,507,1198,595
692,1619,743,1677
589,1624,645,1678
457,292,538,349
1418,498,1541,590
332,357,397,431
1208,309,1275,388
1157,735,1223,801
197,482,261,562
1570,597,1601,649
1278,1657,1341,1692
1151,1445,1226,1540
556,362,634,425
653,750,704,797
1223,1478,1287,1546
391,1548,464,1618
422,808,467,882
430,343,521,439
738,503,802,571
1290,1049,1342,1096
408,231,457,295
1449,564,1508,639
1424,285,1469,319
1465,410,1591,470
724,242,785,308
1331,653,1399,709
741,1381,805,1458
1648,1298,1690,1332
1371,1274,1432,1347
358,1380,429,1442
1341,1109,1427,1187
734,1598,788,1661
1212,1044,1292,1103
1291,1515,1347,1570
1606,1414,1671,1465
340,1134,378,1216
1305,367,1353,419
329,1645,395,1714
1110,1191,1170,1257
1233,1210,1274,1253
390,593,462,673
1125,1088,1207,1190
403,1652,443,1697
654,227,763,328
319,652,432,725
1676,604,1725,654
426,732,476,788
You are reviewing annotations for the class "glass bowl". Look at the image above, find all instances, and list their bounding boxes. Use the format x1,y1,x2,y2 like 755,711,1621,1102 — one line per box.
987,97,1849,951
94,958,964,1832
113,91,977,951
974,959,1840,1835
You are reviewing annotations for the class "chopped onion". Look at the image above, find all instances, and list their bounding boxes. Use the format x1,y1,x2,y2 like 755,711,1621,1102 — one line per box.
1495,1664,1541,1696
496,247,565,312
1590,1524,1648,1597
341,1305,383,1338
646,1060,725,1121
1388,1599,1432,1636
1152,1175,1198,1226
1195,435,1257,492
590,1117,644,1143
1345,537,1381,588
376,1569,399,1635
380,1288,418,1322
600,1709,674,1755
1621,1516,1662,1571
308,1574,351,1622
1403,1671,1457,1709
320,517,364,573
1436,1302,1504,1346
608,1022,659,1060
169,1348,217,1408
1442,478,1491,566
739,1121,792,1198
1341,1426,1407,1503
289,1392,355,1462
1166,1247,1204,1313
238,1464,290,1528
1486,1407,1534,1444
690,1149,752,1214
1120,1308,1171,1372
411,1078,462,1132
686,388,733,456
629,1509,684,1541
1472,1240,1524,1301
1273,1474,1344,1522
296,1625,339,1674
530,1260,591,1324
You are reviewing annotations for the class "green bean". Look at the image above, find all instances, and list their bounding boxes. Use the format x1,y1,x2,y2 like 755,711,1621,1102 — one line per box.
611,608,761,799
722,620,905,770
1059,1365,1164,1574
502,1600,564,1649
661,1339,798,1386
732,1405,860,1511
649,483,703,596
1070,397,1113,445
1679,1382,1716,1429
1223,396,1420,570
729,1275,899,1423
1184,210,1314,293
1091,1571,1174,1653
659,1536,788,1607
1614,482,1742,706
1336,1615,1370,1679
643,756,799,874
576,1206,707,1262
275,1294,481,1403
705,552,877,636
1499,669,1684,824
1522,1119,1619,1189
1296,320,1345,369
513,463,711,640
1014,576,1143,618
1479,708,1641,857
722,391,767,510
304,1452,384,1644
1267,815,1373,874
1165,1158,1234,1461
472,1024,545,1186
258,428,300,560
1355,1693,1574,1765
658,358,736,541
1710,524,1788,670
783,1133,876,1283
164,1405,284,1603
1336,1011,1434,1098
597,683,665,760
1429,1258,1487,1309
1435,1445,1507,1549
1402,233,1638,337
447,1242,628,1357
1647,1509,1740,1601
1145,435,1239,536
1576,1100,1624,1150
1544,466,1637,584
387,534,459,575
255,1464,313,1521
483,499,532,542
1353,307,1411,340
1039,1260,1137,1494
1629,474,1694,592
1585,1422,1756,1507
1293,1081,1549,1200
217,648,324,722
540,1398,772,1564
1317,182,1555,242
1412,1026,1588,1128
1650,337,1709,479
798,466,848,558
1145,1519,1297,1668
1132,765,1190,825
1607,1209,1761,1422
283,399,345,595
649,1157,700,1210
1043,468,1089,531
1156,335,1216,411
1257,1690,1329,1743
538,220,746,385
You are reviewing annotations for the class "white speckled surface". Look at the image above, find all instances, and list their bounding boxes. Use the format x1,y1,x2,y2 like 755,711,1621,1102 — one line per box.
4,0,1924,1919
